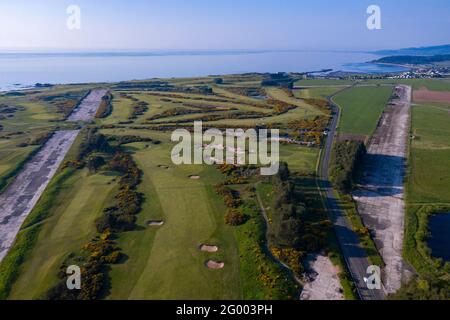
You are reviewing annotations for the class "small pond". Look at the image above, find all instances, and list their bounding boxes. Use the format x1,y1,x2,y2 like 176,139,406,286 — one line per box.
427,213,450,262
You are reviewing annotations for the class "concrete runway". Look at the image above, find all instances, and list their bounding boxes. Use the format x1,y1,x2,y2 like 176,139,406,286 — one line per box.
0,88,106,263
67,88,108,122
0,130,79,262
353,85,412,294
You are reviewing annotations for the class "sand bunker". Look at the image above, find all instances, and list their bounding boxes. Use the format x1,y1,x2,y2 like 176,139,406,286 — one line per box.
199,244,219,253
189,175,201,180
205,260,224,269
147,220,164,226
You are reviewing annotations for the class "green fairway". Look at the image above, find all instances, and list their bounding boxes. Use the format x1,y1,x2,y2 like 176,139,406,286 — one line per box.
105,136,242,299
334,86,393,136
265,87,324,118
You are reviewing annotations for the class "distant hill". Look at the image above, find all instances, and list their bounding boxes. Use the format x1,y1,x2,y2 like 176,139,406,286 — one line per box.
373,54,450,65
373,44,450,56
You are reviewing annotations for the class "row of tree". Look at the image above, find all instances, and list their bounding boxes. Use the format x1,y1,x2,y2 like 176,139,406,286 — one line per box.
330,140,367,193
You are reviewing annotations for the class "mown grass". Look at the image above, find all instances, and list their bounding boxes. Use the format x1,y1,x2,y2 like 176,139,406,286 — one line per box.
104,134,242,299
334,86,393,136
407,104,450,203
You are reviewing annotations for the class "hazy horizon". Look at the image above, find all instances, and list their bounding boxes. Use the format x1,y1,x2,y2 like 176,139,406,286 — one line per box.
1,0,450,52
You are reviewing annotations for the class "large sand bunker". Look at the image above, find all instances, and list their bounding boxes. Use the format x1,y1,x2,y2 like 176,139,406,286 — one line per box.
413,87,450,104
199,244,219,253
205,260,224,269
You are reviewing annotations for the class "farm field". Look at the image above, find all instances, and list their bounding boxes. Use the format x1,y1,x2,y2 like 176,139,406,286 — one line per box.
401,99,450,297
407,103,450,203
333,86,393,137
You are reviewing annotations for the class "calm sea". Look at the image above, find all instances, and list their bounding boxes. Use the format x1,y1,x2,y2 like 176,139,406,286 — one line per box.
0,50,408,91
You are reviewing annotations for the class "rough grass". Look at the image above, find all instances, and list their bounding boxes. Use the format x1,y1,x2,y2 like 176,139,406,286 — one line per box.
293,87,343,100
6,169,117,299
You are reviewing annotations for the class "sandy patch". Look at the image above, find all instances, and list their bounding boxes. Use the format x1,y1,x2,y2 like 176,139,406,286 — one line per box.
199,244,219,253
147,220,165,226
189,175,201,180
300,254,344,300
205,260,224,269
413,87,450,104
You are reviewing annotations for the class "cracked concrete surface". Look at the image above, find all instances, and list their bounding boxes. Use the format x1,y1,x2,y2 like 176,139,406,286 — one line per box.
0,88,106,263
0,131,79,262
67,88,108,122
353,85,411,294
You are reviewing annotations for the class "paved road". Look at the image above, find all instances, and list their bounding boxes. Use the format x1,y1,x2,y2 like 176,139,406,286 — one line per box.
317,88,385,300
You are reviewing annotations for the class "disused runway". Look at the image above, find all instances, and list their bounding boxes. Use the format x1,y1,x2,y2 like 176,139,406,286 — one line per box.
67,88,108,122
0,88,106,263
353,85,412,294
0,130,78,261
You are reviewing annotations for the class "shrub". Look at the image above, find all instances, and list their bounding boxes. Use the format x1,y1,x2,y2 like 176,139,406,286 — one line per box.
224,209,247,226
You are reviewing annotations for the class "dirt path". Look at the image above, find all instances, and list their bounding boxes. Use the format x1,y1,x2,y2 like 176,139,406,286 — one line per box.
0,130,79,262
300,254,344,300
353,85,412,294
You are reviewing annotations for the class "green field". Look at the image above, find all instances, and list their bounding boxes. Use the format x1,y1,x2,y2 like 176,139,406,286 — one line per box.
334,86,393,136
407,103,450,203
401,101,450,296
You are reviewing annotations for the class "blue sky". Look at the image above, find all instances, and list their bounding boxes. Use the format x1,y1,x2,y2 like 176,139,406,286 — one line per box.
1,0,449,51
